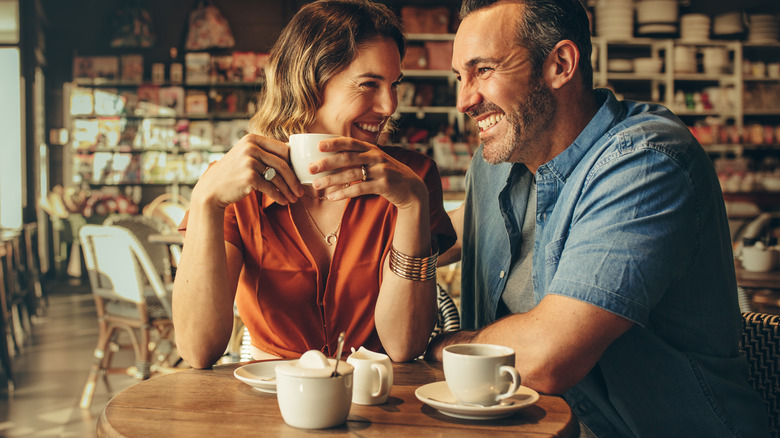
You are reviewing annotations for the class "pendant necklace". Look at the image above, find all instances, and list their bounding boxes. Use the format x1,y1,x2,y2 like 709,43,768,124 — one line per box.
300,201,342,246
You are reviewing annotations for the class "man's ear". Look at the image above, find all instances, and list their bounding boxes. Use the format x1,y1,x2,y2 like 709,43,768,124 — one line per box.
544,40,579,90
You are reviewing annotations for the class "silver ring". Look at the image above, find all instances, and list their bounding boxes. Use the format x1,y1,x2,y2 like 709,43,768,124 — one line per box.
263,166,277,181
361,165,367,182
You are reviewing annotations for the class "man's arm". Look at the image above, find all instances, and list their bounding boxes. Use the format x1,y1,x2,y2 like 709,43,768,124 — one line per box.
438,202,464,266
427,294,633,394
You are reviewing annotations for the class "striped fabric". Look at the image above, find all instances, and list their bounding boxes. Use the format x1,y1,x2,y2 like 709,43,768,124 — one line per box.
740,312,780,437
430,285,460,341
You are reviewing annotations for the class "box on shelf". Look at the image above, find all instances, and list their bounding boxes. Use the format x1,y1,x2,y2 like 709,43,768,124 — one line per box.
69,87,94,115
185,90,209,115
404,45,428,70
120,54,143,82
401,6,452,34
137,84,160,116
93,89,124,116
186,52,211,83
92,56,120,82
158,86,185,116
188,120,215,149
425,41,453,71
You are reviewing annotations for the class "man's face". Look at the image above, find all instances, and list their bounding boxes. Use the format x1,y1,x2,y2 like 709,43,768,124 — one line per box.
452,2,555,165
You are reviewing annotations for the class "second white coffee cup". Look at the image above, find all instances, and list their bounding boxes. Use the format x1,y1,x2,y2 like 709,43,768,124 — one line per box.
289,133,340,184
442,343,520,407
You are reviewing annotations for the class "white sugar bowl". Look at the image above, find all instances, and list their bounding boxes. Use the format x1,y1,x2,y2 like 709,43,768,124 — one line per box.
275,350,354,429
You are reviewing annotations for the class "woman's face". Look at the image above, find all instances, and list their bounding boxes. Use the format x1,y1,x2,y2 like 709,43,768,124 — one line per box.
307,38,402,144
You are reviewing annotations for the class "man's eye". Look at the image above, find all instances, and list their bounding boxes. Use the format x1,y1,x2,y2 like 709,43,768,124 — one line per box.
477,67,493,76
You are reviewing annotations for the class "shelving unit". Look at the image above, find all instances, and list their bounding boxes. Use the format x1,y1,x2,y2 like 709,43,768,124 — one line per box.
62,78,259,203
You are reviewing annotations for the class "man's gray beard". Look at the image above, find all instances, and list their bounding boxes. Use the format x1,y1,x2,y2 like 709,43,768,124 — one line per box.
483,83,555,166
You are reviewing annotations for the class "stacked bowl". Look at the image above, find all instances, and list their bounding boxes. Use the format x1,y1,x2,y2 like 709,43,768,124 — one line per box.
712,12,744,38
673,45,697,73
635,0,678,36
595,0,634,40
679,14,710,43
747,14,779,44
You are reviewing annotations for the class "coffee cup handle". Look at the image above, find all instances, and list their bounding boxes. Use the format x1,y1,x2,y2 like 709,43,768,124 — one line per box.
496,366,521,401
371,363,388,397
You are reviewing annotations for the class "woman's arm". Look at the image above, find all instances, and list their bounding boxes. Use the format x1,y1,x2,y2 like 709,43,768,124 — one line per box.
172,134,303,368
311,139,444,361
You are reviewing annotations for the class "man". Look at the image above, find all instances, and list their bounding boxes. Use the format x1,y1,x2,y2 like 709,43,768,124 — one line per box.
428,0,769,436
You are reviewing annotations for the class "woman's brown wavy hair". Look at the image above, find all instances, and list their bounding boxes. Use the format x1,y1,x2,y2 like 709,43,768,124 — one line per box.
249,0,405,142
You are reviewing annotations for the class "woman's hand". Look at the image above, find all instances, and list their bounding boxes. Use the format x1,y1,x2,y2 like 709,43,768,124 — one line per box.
308,137,427,210
192,134,304,209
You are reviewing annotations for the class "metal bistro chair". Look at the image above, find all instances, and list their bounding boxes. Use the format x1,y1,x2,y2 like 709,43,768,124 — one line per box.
740,312,780,437
78,224,176,409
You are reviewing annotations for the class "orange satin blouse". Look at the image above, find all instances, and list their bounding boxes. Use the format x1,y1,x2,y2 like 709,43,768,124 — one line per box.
184,146,456,358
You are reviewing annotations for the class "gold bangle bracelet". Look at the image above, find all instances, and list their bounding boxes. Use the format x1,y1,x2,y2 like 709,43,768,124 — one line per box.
389,241,439,281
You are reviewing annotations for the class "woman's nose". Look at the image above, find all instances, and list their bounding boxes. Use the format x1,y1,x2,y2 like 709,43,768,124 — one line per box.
375,86,398,116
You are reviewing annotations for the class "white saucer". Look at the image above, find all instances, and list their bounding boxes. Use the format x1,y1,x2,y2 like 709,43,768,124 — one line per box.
234,360,295,393
415,381,540,420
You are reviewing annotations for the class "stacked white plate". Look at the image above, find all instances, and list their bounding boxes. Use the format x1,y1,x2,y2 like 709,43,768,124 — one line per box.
747,14,779,44
712,11,744,37
596,0,634,40
636,0,678,36
680,14,710,42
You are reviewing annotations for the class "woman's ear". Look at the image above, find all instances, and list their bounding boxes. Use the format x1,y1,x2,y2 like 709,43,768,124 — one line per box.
544,40,579,90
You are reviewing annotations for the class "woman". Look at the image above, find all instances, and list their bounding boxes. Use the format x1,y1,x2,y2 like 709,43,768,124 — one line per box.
173,0,456,368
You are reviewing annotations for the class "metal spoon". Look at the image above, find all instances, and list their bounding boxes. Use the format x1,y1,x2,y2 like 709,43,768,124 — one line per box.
331,331,346,377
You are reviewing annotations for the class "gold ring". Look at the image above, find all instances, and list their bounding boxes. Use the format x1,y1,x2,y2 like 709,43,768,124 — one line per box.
262,166,277,181
361,165,368,182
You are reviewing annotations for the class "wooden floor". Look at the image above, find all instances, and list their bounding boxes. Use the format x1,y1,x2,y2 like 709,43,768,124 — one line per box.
0,277,138,437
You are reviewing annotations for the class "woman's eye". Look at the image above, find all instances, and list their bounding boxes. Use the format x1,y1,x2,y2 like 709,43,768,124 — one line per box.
360,81,379,89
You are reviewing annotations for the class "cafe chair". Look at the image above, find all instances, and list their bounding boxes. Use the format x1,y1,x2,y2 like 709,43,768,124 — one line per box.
103,214,176,283
0,242,15,391
78,224,176,409
1,231,35,355
430,285,460,341
22,223,46,316
142,192,189,232
739,311,780,436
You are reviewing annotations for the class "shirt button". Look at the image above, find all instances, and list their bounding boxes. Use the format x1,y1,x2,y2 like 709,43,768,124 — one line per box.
499,270,505,278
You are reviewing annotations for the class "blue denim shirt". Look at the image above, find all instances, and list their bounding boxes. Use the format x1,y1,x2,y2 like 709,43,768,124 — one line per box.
460,89,768,437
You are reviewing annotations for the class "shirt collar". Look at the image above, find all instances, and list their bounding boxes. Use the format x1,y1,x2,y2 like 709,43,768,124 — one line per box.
260,192,278,210
537,88,623,181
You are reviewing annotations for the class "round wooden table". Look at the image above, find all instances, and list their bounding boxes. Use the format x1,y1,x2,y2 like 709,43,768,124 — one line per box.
98,360,578,437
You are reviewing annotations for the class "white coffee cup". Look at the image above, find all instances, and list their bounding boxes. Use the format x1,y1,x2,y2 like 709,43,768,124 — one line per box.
442,344,520,407
275,355,354,429
289,133,340,184
741,245,776,272
346,347,393,405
